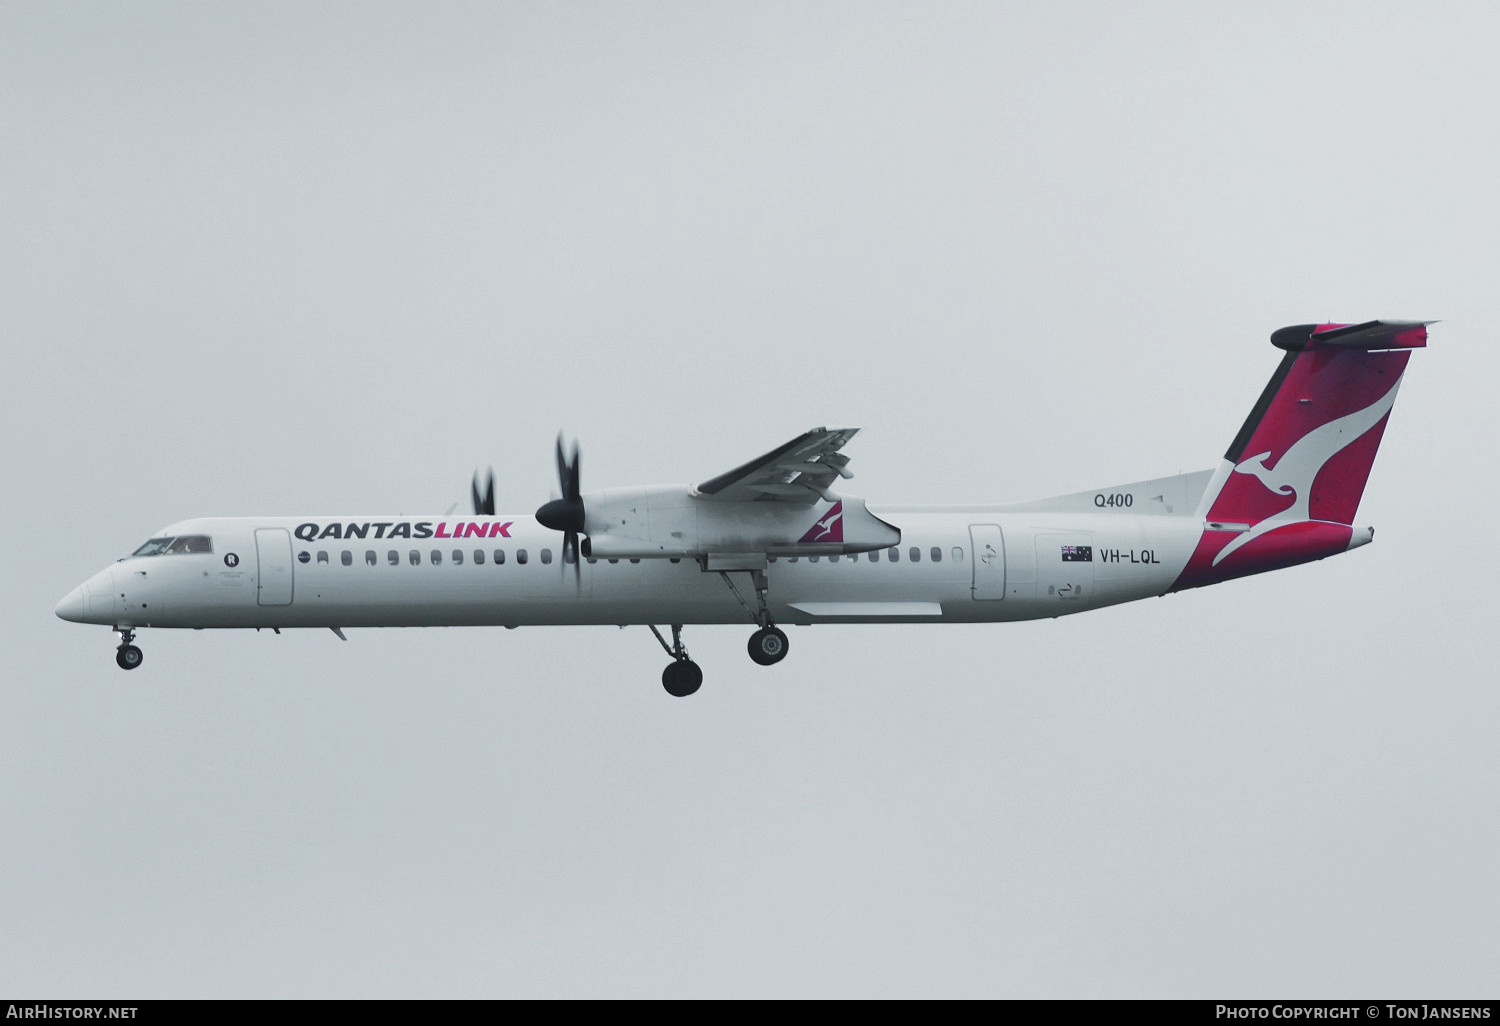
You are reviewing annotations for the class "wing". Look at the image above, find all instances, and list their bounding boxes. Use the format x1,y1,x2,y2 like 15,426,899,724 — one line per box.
693,427,859,505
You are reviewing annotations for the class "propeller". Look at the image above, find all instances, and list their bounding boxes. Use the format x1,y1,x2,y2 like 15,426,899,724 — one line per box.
535,433,584,586
471,467,496,516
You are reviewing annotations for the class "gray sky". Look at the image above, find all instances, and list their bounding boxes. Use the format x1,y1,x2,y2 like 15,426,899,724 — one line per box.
4,1,1497,998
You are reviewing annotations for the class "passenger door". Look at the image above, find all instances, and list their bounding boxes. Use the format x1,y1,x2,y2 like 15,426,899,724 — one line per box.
969,524,1006,600
255,528,294,606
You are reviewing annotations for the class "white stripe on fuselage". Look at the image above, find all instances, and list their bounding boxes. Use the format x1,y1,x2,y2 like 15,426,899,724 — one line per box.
81,510,1206,632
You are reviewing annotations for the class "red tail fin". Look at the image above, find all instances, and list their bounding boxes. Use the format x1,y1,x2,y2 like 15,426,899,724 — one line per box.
1171,320,1426,590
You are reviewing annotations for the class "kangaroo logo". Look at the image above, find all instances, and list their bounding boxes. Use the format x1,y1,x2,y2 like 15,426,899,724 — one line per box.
1214,375,1403,565
799,500,844,544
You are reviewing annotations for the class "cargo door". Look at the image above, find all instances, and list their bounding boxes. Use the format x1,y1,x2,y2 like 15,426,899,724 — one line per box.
1035,532,1095,603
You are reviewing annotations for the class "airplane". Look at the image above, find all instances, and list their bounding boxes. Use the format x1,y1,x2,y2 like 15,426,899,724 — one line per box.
55,320,1427,697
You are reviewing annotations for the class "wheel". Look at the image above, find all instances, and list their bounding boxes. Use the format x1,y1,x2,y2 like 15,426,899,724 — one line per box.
662,659,702,697
747,626,789,666
116,644,143,671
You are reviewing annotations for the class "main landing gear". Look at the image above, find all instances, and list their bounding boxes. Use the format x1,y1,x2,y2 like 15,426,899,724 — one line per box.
649,624,702,697
748,626,789,666
647,568,792,697
114,628,143,671
720,568,790,668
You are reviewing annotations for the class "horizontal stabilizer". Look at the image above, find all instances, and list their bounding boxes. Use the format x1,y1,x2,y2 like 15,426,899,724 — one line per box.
1271,320,1430,352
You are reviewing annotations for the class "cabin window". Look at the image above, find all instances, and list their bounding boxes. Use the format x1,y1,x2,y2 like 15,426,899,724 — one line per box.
787,556,799,563
516,549,528,565
609,558,619,564
540,549,553,565
493,549,506,565
809,556,820,563
316,551,329,564
388,550,399,566
829,554,840,563
452,549,463,565
409,550,420,565
909,547,921,562
586,556,597,565
431,550,442,565
366,550,377,566
887,547,900,563
930,547,942,563
952,546,964,563
629,557,640,564
298,551,311,564
474,549,486,565
563,547,576,565
340,550,352,566
669,557,680,564
867,550,879,563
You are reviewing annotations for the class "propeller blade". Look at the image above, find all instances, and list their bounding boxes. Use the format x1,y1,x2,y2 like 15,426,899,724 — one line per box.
471,467,496,516
537,433,587,592
538,434,585,532
554,432,581,502
563,530,581,589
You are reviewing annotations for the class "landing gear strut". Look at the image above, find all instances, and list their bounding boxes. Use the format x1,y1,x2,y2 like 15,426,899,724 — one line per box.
718,569,790,667
649,624,702,697
115,628,143,671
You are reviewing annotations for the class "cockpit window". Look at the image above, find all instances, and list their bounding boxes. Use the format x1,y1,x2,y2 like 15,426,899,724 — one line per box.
133,535,212,557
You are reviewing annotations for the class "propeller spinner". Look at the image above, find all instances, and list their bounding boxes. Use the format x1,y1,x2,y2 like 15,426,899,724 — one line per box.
535,433,584,583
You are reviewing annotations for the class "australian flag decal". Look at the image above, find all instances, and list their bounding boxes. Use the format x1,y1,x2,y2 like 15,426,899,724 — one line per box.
1061,545,1093,562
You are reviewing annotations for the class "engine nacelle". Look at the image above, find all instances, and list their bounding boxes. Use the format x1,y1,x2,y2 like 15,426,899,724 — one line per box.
580,486,900,560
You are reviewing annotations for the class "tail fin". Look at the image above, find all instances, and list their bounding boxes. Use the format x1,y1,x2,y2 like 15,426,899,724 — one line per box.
1171,320,1427,590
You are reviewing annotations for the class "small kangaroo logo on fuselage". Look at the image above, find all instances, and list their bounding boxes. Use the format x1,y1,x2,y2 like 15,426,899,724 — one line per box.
799,500,844,544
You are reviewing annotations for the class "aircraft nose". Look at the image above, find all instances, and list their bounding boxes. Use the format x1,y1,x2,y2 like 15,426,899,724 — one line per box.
55,586,87,623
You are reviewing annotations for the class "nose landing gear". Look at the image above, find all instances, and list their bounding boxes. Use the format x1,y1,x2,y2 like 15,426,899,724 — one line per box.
114,628,143,670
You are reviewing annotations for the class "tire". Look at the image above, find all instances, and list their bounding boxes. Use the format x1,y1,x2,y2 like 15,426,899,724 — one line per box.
662,660,703,697
747,627,789,666
116,645,143,670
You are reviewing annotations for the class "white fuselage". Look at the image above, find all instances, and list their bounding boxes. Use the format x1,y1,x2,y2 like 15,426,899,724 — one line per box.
59,506,1211,632
55,323,1420,689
